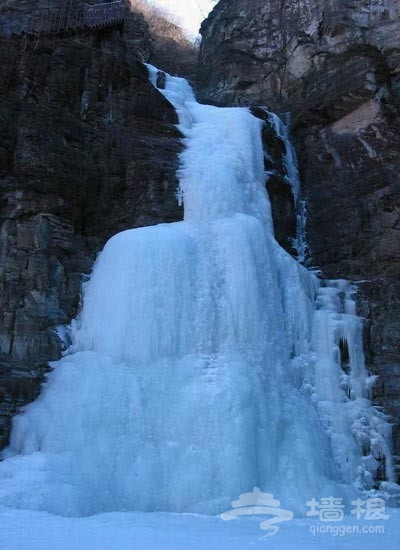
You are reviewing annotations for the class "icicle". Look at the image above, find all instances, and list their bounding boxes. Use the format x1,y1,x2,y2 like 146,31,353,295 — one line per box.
263,109,307,262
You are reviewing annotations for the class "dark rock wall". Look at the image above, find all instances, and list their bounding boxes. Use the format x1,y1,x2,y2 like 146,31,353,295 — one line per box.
198,0,400,471
0,12,182,447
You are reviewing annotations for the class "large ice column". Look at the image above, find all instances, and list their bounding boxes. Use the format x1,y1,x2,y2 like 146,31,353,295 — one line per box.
0,65,396,518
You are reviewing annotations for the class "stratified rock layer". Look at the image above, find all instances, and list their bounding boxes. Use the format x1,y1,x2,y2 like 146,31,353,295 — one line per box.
199,0,400,469
0,12,182,447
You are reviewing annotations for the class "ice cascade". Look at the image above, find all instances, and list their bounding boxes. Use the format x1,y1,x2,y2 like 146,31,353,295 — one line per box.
265,110,307,261
0,66,394,517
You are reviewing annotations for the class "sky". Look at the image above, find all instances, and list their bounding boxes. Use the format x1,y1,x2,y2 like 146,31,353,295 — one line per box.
149,0,217,38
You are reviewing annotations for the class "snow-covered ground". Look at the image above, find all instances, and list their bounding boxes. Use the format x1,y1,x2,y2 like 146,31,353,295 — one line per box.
0,507,399,549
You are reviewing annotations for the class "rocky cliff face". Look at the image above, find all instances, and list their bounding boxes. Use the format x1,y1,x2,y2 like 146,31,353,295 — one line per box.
0,5,183,447
198,0,400,474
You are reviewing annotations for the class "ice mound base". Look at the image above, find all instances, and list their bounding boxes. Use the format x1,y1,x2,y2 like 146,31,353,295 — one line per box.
0,66,395,517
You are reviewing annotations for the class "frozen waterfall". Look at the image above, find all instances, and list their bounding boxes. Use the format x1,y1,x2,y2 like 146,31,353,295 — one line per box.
0,66,395,517
265,109,307,261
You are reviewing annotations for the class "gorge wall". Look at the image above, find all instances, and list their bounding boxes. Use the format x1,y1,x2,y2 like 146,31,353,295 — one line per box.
0,2,184,447
198,0,400,470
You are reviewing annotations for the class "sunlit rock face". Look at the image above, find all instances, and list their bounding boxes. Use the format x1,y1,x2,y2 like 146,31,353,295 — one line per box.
198,0,400,467
198,0,400,112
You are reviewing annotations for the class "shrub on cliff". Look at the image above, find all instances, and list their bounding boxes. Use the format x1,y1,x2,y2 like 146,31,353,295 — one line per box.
128,0,198,77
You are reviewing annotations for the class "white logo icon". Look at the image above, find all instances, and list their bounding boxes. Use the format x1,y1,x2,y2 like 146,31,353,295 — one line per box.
220,487,294,536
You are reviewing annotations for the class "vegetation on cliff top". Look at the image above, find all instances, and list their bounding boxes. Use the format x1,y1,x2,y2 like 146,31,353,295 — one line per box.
129,0,198,77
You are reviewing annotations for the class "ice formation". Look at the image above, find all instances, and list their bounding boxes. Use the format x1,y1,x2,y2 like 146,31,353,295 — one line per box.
265,109,307,261
0,66,394,517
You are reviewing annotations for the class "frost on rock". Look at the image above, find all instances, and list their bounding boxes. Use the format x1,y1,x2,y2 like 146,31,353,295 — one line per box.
0,65,396,518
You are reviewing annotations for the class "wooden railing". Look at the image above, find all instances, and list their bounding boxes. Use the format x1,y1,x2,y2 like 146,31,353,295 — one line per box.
13,1,126,36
